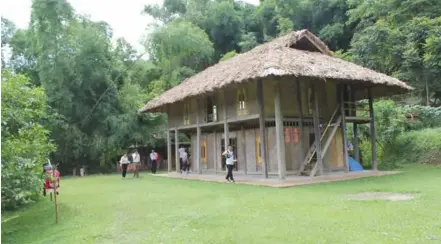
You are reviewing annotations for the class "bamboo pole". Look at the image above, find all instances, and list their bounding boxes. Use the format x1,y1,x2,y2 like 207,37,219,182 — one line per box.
53,163,59,224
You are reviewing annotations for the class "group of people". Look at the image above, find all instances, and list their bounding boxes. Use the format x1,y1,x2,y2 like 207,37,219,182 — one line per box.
178,145,237,183
119,149,159,179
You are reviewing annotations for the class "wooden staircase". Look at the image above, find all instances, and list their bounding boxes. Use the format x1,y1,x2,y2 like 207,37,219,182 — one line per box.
298,106,342,177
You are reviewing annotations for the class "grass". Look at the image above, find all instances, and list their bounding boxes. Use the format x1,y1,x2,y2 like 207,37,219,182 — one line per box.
2,164,441,244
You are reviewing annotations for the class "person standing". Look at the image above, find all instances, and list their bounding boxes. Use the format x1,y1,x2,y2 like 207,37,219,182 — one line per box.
119,153,130,179
181,150,189,175
178,146,186,173
150,149,158,174
222,146,236,183
132,149,141,178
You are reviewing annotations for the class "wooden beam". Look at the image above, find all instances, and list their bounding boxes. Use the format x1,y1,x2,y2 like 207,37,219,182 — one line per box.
167,130,172,172
257,79,268,178
295,79,305,170
312,84,323,176
196,98,202,174
175,129,180,173
368,88,377,171
274,82,286,180
241,126,247,175
340,84,349,172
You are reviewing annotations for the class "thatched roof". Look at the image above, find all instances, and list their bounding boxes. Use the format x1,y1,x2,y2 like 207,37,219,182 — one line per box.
140,29,413,113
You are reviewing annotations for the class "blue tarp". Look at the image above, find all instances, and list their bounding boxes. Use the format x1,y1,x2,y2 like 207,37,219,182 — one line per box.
349,156,364,171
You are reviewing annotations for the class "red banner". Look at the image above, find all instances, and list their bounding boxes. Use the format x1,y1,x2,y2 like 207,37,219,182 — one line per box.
284,128,291,143
284,127,300,144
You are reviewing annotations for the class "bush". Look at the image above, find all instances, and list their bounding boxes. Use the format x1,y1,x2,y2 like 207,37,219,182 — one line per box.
349,100,441,170
1,71,55,210
383,128,441,166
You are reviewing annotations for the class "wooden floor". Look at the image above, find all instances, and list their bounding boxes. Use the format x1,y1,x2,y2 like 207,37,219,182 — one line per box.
153,170,400,188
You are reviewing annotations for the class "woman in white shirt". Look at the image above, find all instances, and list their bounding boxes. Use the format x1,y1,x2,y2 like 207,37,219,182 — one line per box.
119,153,130,179
222,146,236,183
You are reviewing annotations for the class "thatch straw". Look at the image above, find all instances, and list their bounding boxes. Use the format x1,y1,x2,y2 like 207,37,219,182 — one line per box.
140,30,413,112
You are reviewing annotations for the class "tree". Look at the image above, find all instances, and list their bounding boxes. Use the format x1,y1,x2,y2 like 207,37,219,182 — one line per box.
146,20,214,87
1,17,16,68
1,70,56,210
201,1,244,59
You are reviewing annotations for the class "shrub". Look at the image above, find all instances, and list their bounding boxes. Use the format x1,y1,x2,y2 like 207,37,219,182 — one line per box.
383,128,441,166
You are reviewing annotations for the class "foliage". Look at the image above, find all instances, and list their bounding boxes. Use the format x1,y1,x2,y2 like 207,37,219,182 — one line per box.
219,50,238,61
348,100,441,169
384,128,441,166
146,20,214,79
348,0,441,105
1,17,16,67
1,71,56,210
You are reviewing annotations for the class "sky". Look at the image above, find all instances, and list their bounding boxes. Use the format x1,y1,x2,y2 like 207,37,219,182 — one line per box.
2,0,259,53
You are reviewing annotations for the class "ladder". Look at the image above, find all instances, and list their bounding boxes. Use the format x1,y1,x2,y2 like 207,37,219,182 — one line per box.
298,106,342,176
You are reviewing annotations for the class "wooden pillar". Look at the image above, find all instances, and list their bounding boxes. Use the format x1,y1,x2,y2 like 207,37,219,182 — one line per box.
222,91,229,158
241,126,247,175
350,87,360,163
167,130,172,172
174,129,180,173
196,99,202,174
368,88,377,171
274,83,286,179
214,130,218,174
340,84,349,172
312,84,323,176
353,123,360,163
257,79,268,178
295,79,305,168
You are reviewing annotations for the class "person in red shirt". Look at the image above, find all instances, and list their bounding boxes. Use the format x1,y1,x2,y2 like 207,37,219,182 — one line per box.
43,165,60,196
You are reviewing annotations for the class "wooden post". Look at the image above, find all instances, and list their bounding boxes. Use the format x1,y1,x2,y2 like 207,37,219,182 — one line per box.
295,79,305,170
368,88,377,171
312,84,323,176
353,123,360,163
167,130,172,172
175,129,180,173
53,164,59,224
222,91,229,169
340,84,349,172
350,87,360,163
214,130,218,174
257,79,268,178
274,83,286,179
196,99,202,174
241,126,247,175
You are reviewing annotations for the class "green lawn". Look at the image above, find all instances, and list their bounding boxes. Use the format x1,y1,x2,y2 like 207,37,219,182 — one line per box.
2,165,441,244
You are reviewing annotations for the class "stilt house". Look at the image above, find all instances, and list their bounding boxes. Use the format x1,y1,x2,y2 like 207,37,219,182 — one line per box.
139,30,412,179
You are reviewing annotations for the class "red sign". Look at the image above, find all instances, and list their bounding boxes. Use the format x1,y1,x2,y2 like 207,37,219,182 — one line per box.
293,128,300,144
284,128,291,143
284,127,300,144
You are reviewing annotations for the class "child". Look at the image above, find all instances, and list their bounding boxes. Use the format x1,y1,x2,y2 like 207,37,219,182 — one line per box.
222,146,236,183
